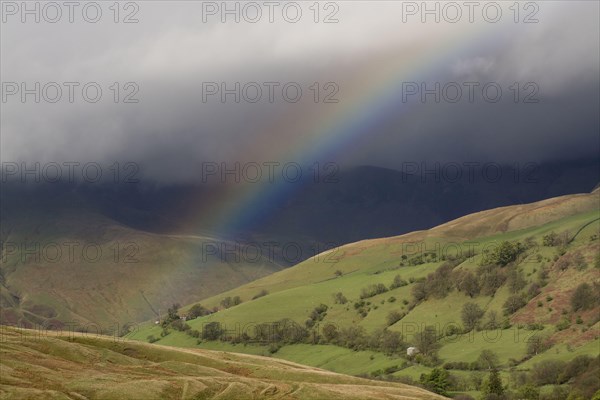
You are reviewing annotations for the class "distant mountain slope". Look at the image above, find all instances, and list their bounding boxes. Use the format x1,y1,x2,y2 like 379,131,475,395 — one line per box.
0,207,283,329
0,326,445,400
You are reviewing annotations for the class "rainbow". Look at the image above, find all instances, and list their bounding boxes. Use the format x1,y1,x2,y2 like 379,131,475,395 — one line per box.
189,19,512,239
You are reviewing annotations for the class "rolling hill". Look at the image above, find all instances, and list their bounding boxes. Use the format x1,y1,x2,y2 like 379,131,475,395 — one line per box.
0,326,445,399
127,188,600,398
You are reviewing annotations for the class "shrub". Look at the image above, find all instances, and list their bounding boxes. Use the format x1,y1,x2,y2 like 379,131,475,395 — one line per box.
386,310,405,326
360,283,388,299
543,232,559,246
147,335,159,343
390,274,408,289
332,292,347,304
252,289,269,300
556,317,571,331
218,296,242,308
309,304,328,323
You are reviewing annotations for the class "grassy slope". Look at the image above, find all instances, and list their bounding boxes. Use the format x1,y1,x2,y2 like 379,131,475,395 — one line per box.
128,190,600,384
0,208,283,329
0,326,444,400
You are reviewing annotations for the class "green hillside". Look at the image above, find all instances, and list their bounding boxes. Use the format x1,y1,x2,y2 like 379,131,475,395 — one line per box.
0,326,444,399
128,190,600,398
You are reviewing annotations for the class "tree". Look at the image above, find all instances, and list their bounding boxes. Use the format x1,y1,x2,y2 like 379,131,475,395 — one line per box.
477,350,499,370
412,282,428,301
458,271,480,298
380,330,403,355
461,302,485,331
503,294,527,315
571,283,596,311
526,333,549,356
414,325,440,357
482,369,504,397
506,268,527,293
484,310,499,330
166,303,180,323
483,241,524,266
188,303,209,319
202,322,224,340
419,368,450,396
322,323,339,342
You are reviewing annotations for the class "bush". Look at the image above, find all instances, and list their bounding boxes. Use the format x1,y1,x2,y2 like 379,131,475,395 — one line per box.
390,274,408,289
147,335,159,343
220,296,242,309
386,310,405,326
252,289,269,300
360,283,388,299
332,292,347,304
543,232,559,246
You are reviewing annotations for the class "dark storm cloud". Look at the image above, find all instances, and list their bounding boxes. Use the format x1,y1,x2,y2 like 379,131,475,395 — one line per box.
1,1,598,182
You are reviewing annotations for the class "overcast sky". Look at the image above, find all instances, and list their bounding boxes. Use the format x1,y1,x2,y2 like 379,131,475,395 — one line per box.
2,1,598,182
